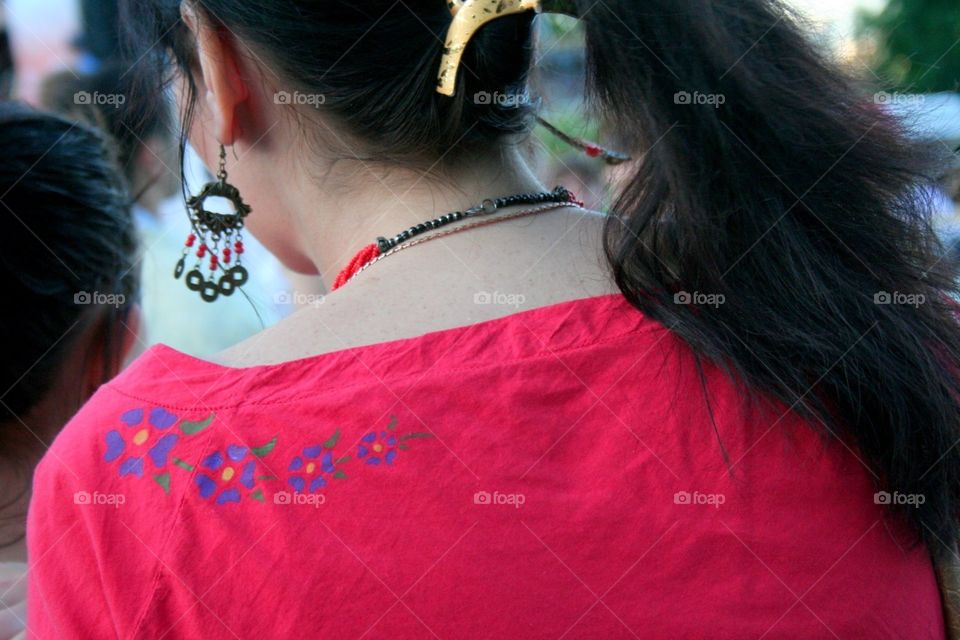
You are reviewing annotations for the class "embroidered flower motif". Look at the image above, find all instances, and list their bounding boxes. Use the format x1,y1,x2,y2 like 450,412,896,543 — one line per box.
287,429,348,493
356,416,432,466
104,409,216,493
104,407,179,477
357,431,397,465
195,437,277,504
108,409,434,505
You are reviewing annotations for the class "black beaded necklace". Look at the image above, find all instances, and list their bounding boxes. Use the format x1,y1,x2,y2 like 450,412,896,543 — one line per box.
332,186,582,290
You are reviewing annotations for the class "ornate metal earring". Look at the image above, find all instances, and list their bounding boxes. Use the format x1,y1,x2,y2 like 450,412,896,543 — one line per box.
175,144,252,303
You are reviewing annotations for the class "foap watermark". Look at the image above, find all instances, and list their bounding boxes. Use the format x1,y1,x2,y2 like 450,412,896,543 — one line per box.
674,91,726,108
674,490,725,509
874,291,925,308
474,291,526,308
874,491,925,508
74,291,126,308
274,91,327,107
873,92,926,108
274,291,326,307
74,91,126,108
474,490,526,509
74,490,126,508
473,90,531,108
273,491,326,508
673,291,725,308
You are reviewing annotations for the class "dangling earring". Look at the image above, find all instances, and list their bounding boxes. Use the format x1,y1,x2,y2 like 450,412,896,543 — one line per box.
175,144,252,303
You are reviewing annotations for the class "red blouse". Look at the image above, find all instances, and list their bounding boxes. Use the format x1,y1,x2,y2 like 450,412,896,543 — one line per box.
28,294,944,638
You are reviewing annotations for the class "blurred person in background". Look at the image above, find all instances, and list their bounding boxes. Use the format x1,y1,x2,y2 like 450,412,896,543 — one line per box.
0,6,14,99
40,64,290,357
25,0,960,637
938,158,960,266
74,0,121,72
0,103,140,639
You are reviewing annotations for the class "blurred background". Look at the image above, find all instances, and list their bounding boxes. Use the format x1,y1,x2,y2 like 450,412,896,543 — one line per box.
1,0,958,355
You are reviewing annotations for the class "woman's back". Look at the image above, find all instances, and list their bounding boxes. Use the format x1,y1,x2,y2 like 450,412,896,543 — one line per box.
28,295,943,638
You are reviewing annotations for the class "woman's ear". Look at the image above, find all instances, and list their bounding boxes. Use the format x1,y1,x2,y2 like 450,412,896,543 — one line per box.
180,2,249,145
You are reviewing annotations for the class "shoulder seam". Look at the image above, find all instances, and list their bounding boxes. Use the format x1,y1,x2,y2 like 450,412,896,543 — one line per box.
107,323,666,411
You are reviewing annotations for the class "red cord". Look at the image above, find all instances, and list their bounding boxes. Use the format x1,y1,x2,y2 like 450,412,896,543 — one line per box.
332,243,381,291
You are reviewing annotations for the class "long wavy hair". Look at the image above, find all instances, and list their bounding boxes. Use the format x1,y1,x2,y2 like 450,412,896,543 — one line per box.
120,0,960,554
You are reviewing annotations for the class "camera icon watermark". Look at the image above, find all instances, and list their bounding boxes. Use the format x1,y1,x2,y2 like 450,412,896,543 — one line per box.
873,92,925,107
473,291,526,308
74,91,126,108
874,491,925,508
274,291,326,307
673,490,725,509
673,291,725,308
73,490,126,508
74,291,126,308
273,490,325,508
473,90,532,108
274,91,327,107
674,91,726,109
473,490,526,509
873,291,925,308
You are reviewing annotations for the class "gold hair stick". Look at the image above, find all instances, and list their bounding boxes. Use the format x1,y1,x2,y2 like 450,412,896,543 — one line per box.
437,0,579,97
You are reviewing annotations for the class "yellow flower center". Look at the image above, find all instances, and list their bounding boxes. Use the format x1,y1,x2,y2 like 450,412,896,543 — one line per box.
373,443,383,453
306,462,316,474
133,429,149,446
221,467,235,481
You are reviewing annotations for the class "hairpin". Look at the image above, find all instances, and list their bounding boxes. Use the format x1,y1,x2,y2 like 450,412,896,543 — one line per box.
438,0,580,97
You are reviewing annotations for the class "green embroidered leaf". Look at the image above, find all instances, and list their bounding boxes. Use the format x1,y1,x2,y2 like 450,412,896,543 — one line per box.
333,470,347,479
334,456,351,465
323,429,341,448
399,432,433,440
251,436,277,457
257,475,277,481
173,458,194,472
180,413,216,435
398,444,409,451
250,489,265,502
386,416,398,431
154,472,171,494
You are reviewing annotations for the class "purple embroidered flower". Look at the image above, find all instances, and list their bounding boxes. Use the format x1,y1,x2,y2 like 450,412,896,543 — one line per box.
107,409,217,494
356,430,399,466
104,407,180,478
195,437,277,504
287,446,340,493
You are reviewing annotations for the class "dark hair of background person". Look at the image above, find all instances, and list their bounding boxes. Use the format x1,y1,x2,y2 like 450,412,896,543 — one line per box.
0,103,138,530
120,0,960,555
40,63,169,200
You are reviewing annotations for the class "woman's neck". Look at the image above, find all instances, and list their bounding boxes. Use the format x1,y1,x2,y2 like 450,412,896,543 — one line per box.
282,145,547,286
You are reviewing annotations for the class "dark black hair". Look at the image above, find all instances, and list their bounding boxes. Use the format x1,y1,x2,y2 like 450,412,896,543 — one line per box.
121,0,536,165
0,103,138,452
120,0,960,555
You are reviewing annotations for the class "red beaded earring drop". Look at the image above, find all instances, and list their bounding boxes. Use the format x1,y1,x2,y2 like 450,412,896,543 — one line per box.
175,145,252,302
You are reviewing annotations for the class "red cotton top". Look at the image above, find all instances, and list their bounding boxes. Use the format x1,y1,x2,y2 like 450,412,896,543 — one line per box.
28,294,945,638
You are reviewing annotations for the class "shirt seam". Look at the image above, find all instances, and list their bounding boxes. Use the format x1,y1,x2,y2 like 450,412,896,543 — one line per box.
127,425,218,636
106,323,665,411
